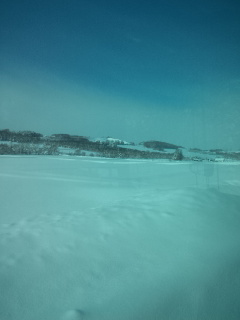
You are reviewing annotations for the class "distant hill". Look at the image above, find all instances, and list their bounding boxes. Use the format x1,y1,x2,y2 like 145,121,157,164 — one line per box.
93,137,134,147
140,140,183,151
0,129,176,159
3,128,238,161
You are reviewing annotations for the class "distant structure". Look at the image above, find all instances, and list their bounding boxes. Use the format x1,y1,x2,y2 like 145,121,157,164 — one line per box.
172,149,183,160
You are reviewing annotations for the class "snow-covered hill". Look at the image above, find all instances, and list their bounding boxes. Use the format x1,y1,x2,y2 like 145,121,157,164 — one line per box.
93,137,133,146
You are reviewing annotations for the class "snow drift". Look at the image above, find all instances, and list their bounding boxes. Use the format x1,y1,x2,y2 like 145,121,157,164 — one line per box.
0,156,240,320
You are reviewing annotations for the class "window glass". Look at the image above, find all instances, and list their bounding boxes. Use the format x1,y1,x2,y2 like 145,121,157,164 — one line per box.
0,1,240,319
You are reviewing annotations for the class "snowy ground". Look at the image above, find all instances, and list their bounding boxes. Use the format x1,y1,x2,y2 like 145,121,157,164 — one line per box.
0,155,240,320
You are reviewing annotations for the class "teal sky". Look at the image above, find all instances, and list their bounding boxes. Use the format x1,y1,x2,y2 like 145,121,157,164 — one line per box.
1,0,240,149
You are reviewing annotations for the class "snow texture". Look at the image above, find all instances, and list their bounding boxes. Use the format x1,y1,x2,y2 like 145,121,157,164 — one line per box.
0,156,240,319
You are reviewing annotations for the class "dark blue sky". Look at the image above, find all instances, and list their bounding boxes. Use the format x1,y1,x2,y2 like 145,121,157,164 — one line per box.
1,0,240,148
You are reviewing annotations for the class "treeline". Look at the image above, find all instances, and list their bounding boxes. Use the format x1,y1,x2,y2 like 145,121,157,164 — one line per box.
0,143,58,155
44,134,178,159
0,129,43,143
46,140,175,159
141,140,183,150
0,129,184,160
0,140,174,159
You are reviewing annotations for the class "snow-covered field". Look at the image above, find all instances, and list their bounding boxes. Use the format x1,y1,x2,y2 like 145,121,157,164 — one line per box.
0,155,240,320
